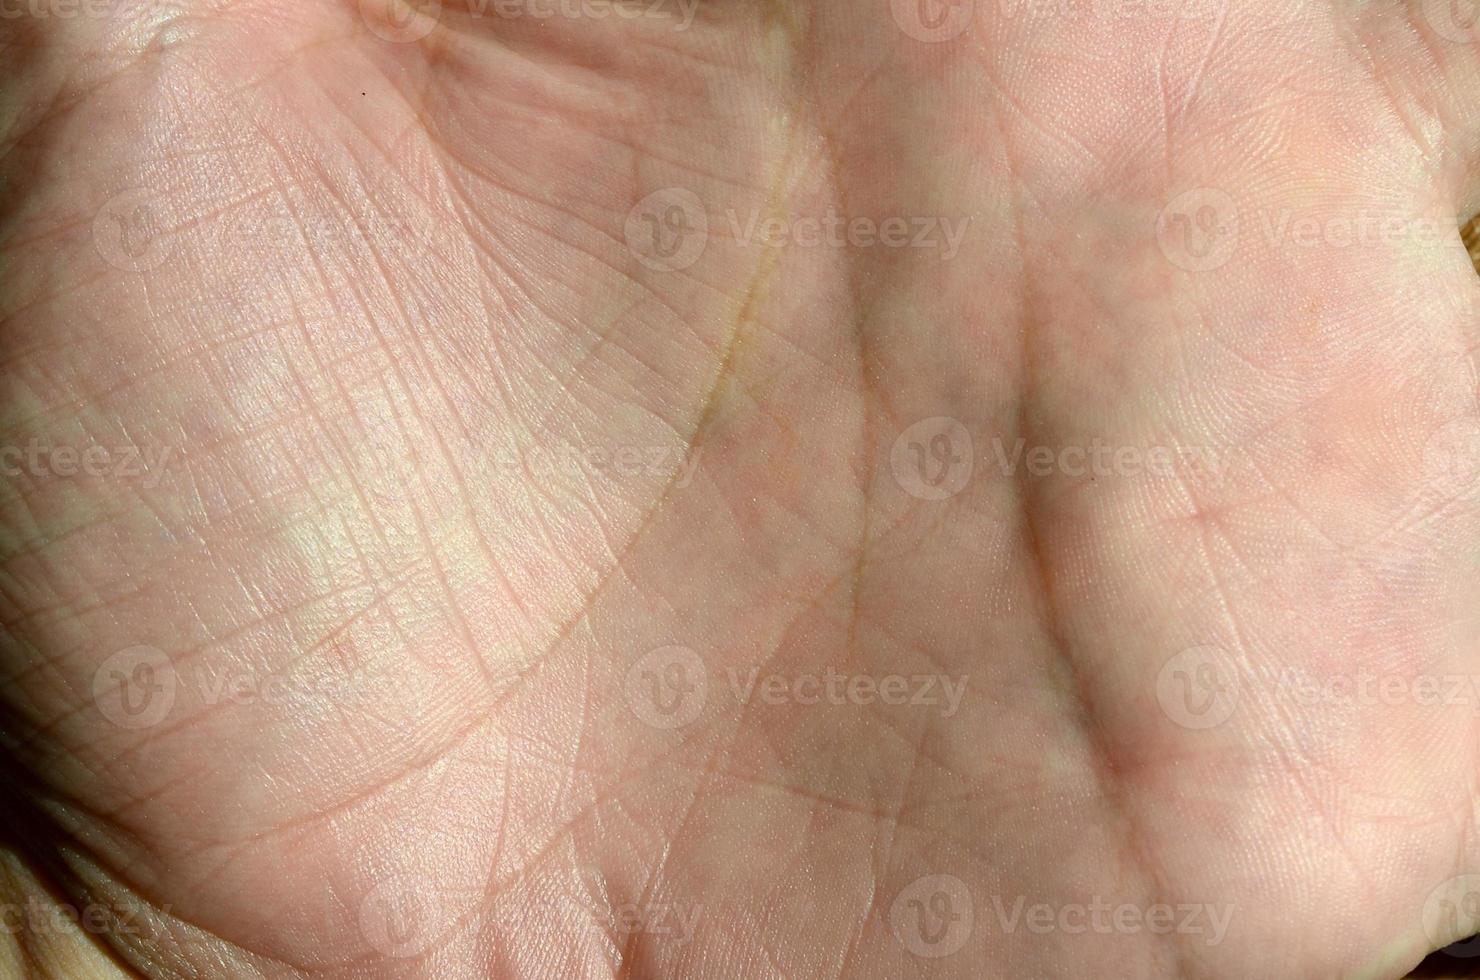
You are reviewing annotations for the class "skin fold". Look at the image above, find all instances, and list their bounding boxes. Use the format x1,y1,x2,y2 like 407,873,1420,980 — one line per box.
6,0,1480,975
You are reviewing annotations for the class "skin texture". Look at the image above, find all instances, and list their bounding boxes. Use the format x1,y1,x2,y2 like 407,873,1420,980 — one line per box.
7,0,1480,976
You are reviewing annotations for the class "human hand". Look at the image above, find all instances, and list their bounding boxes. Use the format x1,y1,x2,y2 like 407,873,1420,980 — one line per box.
6,1,1480,976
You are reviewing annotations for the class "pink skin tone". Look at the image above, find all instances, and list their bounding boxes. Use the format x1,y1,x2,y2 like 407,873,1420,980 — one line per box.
5,0,1480,976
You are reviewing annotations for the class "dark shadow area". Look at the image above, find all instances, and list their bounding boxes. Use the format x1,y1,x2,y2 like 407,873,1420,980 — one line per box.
1410,942,1480,978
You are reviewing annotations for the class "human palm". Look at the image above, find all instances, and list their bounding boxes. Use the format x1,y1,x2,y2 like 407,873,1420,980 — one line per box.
6,0,1480,976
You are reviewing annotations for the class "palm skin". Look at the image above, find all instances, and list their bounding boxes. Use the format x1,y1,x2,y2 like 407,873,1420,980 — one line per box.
7,0,1480,976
